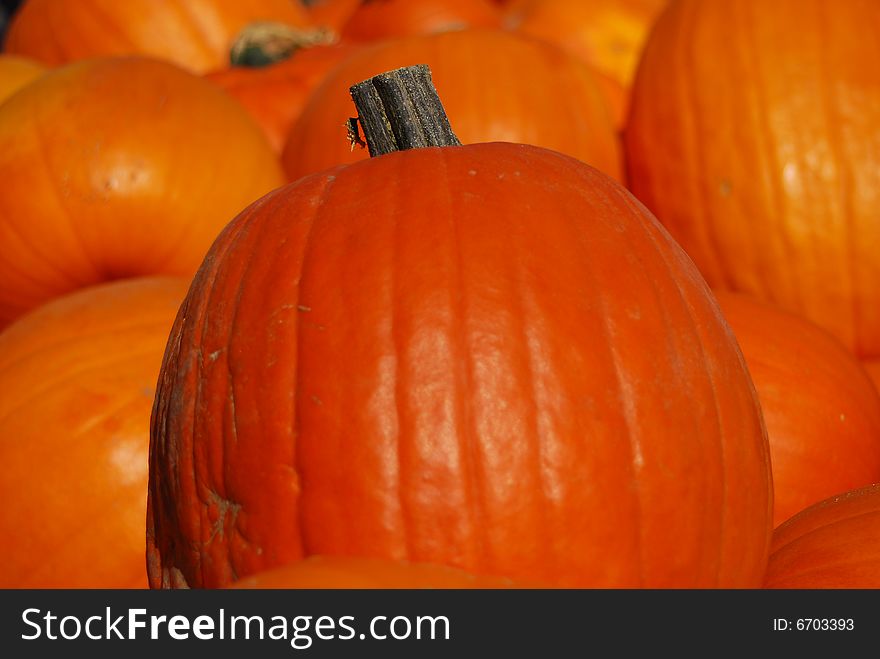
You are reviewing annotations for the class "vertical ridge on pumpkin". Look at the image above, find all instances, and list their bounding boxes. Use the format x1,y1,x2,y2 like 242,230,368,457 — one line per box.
387,156,413,562
814,0,859,353
614,174,741,585
295,159,408,559
148,191,277,588
737,0,812,316
678,0,730,290
734,0,778,300
436,148,484,567
577,174,649,587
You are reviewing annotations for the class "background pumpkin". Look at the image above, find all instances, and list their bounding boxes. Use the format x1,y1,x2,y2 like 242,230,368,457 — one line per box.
148,84,772,590
504,0,668,120
337,0,501,42
0,276,189,588
624,0,880,358
0,56,283,329
714,290,880,527
281,28,620,182
2,0,312,74
206,41,358,154
0,53,44,103
230,556,533,588
765,484,880,589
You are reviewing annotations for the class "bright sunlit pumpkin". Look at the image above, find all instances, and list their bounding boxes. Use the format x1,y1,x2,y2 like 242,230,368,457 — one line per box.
0,56,283,329
625,0,880,358
4,0,312,74
0,277,189,588
148,68,772,588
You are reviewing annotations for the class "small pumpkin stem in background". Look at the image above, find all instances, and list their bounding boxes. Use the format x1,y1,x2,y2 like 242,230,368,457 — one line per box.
348,64,461,157
230,22,337,67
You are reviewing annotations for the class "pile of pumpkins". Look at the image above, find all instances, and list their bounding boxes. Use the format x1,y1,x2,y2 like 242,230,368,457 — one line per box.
0,0,879,590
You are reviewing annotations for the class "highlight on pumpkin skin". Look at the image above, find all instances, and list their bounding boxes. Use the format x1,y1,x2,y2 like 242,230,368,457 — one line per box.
3,0,312,74
0,55,284,329
0,276,190,588
765,483,880,589
229,556,538,589
714,290,880,528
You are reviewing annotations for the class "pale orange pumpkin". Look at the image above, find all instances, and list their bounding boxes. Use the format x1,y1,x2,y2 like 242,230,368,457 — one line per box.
0,56,284,329
625,0,880,358
0,277,189,588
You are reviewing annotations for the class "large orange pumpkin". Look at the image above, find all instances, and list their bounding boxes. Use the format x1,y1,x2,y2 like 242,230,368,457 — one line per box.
714,291,880,528
0,276,189,588
0,54,45,103
765,484,880,588
3,0,312,74
148,69,771,589
231,556,533,588
0,56,283,329
624,0,880,358
281,29,620,182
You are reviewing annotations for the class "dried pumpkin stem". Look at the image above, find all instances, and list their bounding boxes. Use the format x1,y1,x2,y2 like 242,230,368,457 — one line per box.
349,64,461,157
230,22,336,67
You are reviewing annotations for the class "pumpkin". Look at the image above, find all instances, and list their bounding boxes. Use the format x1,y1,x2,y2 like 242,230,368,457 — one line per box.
281,29,621,182
714,291,880,528
147,65,772,589
3,0,312,74
504,0,668,91
0,56,284,329
0,54,45,103
230,556,532,588
765,484,880,588
624,0,880,358
0,276,189,588
206,42,358,153
338,0,501,42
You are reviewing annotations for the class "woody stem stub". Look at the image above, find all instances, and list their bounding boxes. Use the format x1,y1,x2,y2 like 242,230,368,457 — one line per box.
349,64,461,157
